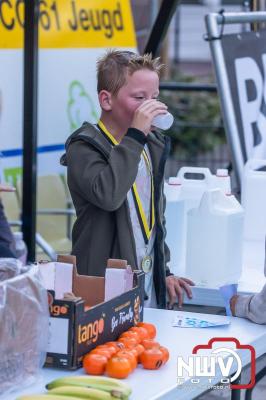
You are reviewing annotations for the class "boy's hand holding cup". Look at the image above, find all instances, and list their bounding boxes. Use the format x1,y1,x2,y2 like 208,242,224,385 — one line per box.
131,99,173,135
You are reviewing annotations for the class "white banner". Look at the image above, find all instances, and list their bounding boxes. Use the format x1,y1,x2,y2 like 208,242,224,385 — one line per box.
222,30,266,162
0,0,136,183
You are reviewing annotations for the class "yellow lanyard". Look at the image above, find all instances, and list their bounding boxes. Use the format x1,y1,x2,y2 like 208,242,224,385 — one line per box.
97,120,155,244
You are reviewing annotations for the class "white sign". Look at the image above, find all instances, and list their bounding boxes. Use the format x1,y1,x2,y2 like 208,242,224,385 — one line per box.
0,0,136,184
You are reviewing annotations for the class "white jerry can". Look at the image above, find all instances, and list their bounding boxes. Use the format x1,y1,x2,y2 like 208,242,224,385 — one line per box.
241,159,266,242
186,189,244,288
164,167,231,276
241,159,266,269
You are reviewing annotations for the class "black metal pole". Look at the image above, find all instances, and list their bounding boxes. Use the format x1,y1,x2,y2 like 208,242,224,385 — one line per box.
22,0,39,262
230,374,242,400
144,0,180,56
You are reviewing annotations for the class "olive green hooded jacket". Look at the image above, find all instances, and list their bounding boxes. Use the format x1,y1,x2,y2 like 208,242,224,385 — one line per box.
61,122,171,308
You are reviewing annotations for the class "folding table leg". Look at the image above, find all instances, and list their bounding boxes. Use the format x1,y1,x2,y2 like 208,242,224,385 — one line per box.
231,374,241,400
245,365,266,400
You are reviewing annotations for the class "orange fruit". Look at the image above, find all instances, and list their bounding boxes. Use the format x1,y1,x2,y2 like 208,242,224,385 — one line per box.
83,353,107,375
96,344,117,356
119,330,141,343
106,356,132,379
134,343,145,361
140,348,164,370
130,347,139,360
159,346,170,364
129,326,149,341
141,339,160,350
118,337,138,350
105,341,125,353
137,322,156,339
116,350,137,370
90,348,112,359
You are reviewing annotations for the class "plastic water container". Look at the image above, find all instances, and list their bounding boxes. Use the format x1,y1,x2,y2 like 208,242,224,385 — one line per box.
241,159,266,242
241,159,266,269
164,178,185,275
215,168,231,196
164,167,231,275
177,167,231,203
186,189,244,288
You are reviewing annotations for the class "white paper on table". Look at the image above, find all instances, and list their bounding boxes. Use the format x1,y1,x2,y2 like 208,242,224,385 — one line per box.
172,314,231,328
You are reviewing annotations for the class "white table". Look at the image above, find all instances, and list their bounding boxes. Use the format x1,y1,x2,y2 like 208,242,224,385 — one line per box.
3,308,266,400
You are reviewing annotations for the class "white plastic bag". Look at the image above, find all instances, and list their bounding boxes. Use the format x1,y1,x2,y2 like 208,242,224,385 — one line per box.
0,263,49,396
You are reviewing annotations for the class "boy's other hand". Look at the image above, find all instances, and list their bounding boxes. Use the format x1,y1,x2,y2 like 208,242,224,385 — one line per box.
230,294,239,316
219,284,238,316
166,275,195,309
0,184,16,193
131,99,167,135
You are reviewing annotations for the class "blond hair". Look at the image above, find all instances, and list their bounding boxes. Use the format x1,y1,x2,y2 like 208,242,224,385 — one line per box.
96,49,164,95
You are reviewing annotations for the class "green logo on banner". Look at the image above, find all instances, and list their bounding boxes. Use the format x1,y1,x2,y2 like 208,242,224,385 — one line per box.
67,80,98,130
3,167,22,186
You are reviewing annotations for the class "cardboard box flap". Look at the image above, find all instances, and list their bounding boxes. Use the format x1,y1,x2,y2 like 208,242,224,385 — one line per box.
107,258,130,269
57,254,76,266
57,255,105,306
73,275,105,306
38,260,73,299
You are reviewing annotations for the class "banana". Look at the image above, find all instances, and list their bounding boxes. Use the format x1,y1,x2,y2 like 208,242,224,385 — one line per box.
48,385,117,399
16,395,81,400
46,376,132,399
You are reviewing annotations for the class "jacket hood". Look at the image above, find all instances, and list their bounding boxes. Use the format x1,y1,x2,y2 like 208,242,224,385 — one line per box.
60,121,170,167
60,122,99,166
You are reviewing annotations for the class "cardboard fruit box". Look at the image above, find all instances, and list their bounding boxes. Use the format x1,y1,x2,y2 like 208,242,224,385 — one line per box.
43,255,145,369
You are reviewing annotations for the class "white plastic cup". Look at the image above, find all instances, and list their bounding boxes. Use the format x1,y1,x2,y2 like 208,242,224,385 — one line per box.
152,112,174,130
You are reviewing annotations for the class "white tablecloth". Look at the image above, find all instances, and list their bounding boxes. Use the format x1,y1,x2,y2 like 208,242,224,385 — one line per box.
3,308,266,400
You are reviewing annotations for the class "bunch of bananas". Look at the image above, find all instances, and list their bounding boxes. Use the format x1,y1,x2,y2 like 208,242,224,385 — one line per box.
16,375,132,400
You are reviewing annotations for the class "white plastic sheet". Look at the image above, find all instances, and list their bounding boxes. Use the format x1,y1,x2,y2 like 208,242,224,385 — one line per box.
0,261,49,395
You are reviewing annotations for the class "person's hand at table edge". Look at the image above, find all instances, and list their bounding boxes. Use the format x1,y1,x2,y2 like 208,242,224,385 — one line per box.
166,275,195,309
230,294,239,316
0,183,16,192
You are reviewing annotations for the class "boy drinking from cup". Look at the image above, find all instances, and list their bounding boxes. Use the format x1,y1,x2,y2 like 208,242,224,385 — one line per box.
61,50,193,308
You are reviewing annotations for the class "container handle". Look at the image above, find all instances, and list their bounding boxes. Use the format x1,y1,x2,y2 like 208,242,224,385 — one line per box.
177,167,212,182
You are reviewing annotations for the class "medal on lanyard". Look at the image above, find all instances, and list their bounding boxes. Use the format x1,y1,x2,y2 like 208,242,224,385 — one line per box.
141,255,153,273
97,120,155,273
